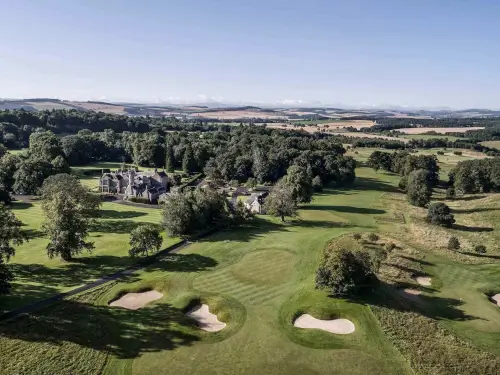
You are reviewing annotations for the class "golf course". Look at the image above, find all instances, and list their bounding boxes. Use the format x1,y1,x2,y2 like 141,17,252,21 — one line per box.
2,154,500,375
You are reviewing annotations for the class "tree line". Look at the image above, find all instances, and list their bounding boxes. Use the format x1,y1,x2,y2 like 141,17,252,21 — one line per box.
449,158,500,195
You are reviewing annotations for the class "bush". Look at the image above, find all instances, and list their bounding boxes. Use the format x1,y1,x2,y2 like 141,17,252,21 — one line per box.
453,151,463,156
398,176,408,191
312,175,323,192
385,243,396,252
352,233,362,241
446,186,455,199
427,203,455,227
448,236,460,250
437,151,445,155
474,244,486,254
367,233,379,242
127,196,151,204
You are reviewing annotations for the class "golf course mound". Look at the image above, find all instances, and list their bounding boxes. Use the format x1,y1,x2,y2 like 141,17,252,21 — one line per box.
414,276,432,286
109,289,163,310
294,314,355,334
186,303,226,332
491,293,500,306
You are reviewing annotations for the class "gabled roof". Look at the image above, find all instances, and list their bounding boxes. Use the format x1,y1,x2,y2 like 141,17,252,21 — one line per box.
158,171,168,177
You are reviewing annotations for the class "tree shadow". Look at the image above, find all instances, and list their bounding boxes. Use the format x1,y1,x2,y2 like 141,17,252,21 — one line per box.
347,280,480,322
0,299,200,359
460,252,500,260
452,207,499,214
350,176,401,193
10,201,33,210
145,253,218,273
452,195,486,201
302,205,386,215
399,255,433,266
98,210,148,219
23,229,44,239
89,220,141,234
452,224,493,233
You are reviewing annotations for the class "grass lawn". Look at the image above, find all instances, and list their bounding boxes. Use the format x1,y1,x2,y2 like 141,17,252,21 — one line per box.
2,160,500,375
0,201,180,313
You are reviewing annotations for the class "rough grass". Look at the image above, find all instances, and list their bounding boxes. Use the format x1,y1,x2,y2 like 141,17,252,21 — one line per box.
0,201,180,313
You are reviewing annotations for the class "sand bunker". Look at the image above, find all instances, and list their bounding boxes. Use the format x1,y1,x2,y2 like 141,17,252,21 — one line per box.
186,304,226,332
293,314,355,335
109,290,163,310
491,294,500,306
403,288,421,296
414,276,432,286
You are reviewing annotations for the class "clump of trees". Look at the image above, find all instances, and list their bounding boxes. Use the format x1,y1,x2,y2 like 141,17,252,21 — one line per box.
0,203,26,293
129,225,163,257
427,203,455,227
41,174,101,261
162,188,252,237
315,248,376,296
449,158,500,194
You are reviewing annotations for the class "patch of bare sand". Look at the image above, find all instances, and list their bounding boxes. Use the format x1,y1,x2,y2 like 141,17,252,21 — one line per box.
414,276,432,286
109,290,163,310
491,294,500,306
403,288,421,296
186,304,226,332
293,314,355,334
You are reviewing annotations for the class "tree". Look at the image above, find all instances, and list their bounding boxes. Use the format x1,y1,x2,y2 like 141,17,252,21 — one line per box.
427,202,455,227
245,177,257,189
312,175,323,192
263,179,297,222
0,203,26,293
41,174,101,261
13,158,53,195
352,233,362,241
315,248,375,296
285,165,313,204
367,233,379,242
129,225,163,257
474,244,486,254
0,153,21,190
29,131,63,162
0,184,11,204
406,169,432,207
448,236,460,250
182,144,196,174
51,155,71,174
165,143,175,173
162,192,196,237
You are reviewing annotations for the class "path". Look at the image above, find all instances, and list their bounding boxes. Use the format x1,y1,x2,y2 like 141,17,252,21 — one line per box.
0,239,190,321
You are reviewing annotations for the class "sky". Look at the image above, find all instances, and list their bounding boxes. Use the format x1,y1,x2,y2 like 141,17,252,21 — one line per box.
1,0,500,108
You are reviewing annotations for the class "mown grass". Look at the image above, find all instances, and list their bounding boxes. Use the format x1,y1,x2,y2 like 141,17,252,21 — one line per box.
0,201,180,313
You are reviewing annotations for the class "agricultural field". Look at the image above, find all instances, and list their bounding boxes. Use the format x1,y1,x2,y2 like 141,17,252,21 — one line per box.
1,151,500,375
401,134,465,141
398,127,484,134
480,140,500,149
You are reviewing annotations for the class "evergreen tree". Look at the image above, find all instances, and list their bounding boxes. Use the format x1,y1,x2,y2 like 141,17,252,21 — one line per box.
165,143,175,173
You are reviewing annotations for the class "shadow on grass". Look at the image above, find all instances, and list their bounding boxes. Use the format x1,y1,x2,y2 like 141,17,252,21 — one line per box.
452,224,494,233
399,255,434,266
23,229,44,239
10,201,33,210
301,205,386,215
347,281,480,322
0,300,200,359
460,252,500,260
89,220,141,234
98,210,148,219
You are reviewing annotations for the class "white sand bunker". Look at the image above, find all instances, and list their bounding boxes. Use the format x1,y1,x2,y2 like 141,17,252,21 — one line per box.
109,290,163,310
186,304,226,332
403,288,421,296
414,276,432,286
491,294,500,306
293,314,355,335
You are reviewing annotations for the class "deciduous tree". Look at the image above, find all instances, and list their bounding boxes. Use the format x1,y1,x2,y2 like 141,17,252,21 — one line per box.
263,179,297,222
129,225,163,257
41,174,101,261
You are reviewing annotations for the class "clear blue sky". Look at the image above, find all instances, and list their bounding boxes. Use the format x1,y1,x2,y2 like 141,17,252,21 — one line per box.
1,0,499,108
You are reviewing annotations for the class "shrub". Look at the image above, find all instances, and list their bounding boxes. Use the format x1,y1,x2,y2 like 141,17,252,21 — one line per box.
446,186,455,199
398,176,408,191
448,236,460,250
128,196,151,204
367,233,379,242
427,203,455,227
352,233,362,241
453,151,463,156
385,243,396,252
474,245,486,254
437,151,445,155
